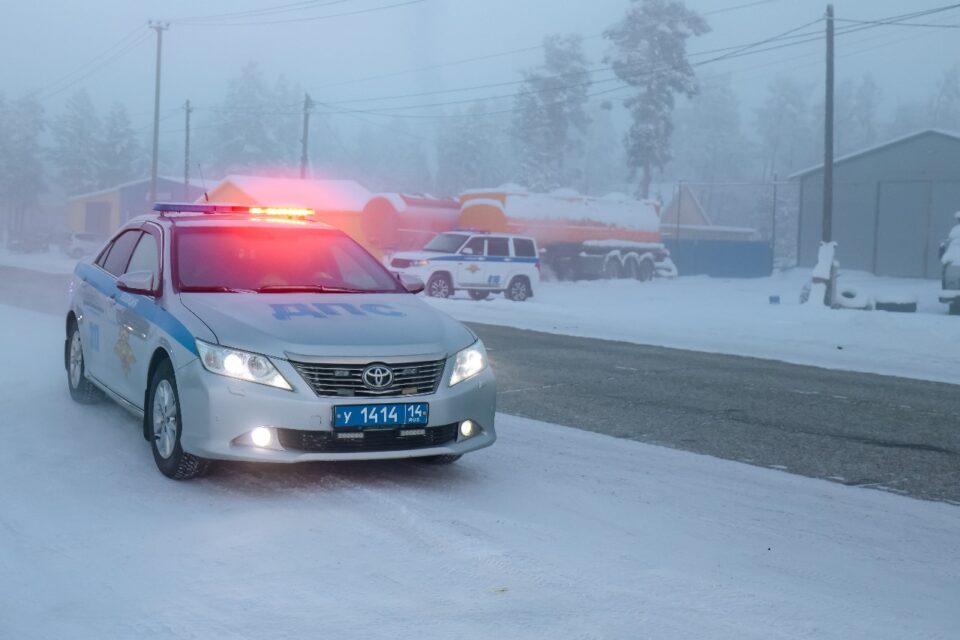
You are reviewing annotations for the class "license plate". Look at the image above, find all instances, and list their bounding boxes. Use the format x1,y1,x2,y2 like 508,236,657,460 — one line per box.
334,403,429,428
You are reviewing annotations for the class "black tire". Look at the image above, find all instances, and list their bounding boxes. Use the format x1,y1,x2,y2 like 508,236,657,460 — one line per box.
66,321,102,404
506,276,531,302
602,256,621,279
146,359,210,480
637,258,655,282
419,454,462,465
468,289,490,301
950,301,960,316
426,273,453,298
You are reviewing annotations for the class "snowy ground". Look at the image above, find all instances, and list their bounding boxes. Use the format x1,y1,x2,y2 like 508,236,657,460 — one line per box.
1,303,958,639
427,269,960,385
0,246,79,274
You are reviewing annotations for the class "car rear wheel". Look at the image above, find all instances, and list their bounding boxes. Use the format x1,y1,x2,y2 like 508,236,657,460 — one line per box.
147,360,209,480
506,277,531,302
66,322,102,404
427,273,453,298
468,289,490,301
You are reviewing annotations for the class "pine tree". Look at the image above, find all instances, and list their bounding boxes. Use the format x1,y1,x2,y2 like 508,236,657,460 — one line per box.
605,0,708,198
0,94,46,236
436,101,511,195
98,102,143,188
52,89,102,195
513,34,591,192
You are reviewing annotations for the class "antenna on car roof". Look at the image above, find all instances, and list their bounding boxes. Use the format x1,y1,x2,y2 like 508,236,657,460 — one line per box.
197,163,209,202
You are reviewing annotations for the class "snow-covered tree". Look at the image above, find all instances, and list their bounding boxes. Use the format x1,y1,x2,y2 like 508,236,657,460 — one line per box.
753,76,816,180
576,103,629,196
97,102,143,187
929,64,960,131
349,119,431,193
52,89,102,195
513,34,591,191
604,0,709,198
436,101,512,196
0,94,46,236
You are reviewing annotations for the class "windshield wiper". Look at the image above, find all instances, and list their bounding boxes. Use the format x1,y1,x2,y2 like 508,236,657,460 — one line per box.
255,284,371,294
180,285,255,293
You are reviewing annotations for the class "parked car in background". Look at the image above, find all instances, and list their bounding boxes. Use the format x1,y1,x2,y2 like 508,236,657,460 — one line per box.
63,232,108,258
938,212,960,315
389,231,540,301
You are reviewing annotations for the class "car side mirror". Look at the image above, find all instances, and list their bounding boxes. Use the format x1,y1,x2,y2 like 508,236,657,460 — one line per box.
461,248,474,255
398,273,424,294
117,270,157,296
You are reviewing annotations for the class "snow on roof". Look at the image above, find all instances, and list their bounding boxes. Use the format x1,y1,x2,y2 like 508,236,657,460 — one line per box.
217,175,371,212
461,198,505,212
789,129,960,178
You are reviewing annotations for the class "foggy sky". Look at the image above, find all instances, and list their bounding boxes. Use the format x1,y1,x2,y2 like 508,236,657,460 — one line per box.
2,0,957,138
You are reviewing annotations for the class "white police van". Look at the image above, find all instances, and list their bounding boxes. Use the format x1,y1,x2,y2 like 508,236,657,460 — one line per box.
65,203,496,479
389,232,540,301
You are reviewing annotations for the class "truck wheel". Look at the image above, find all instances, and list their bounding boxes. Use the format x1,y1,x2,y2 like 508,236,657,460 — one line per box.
468,289,490,301
603,255,621,279
66,322,102,404
147,359,210,480
637,258,655,282
426,273,453,298
507,277,531,302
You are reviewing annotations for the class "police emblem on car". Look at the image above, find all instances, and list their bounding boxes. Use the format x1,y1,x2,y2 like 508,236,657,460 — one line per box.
362,364,393,389
64,202,496,480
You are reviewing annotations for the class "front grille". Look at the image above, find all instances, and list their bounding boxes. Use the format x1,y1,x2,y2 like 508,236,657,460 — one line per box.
277,424,458,453
290,359,446,397
391,258,413,268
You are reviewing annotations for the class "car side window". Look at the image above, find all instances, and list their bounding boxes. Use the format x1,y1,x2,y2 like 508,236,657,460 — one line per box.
125,232,160,280
462,237,485,255
487,237,510,257
513,238,536,258
101,230,142,277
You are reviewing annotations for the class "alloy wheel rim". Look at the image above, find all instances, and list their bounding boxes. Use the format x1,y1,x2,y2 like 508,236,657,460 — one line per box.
512,282,527,300
69,331,83,388
152,380,178,459
432,279,449,297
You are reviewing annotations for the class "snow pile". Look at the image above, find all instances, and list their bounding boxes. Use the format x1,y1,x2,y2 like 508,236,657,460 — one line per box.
0,247,78,274
460,197,505,212
942,228,960,265
0,303,958,639
427,269,960,385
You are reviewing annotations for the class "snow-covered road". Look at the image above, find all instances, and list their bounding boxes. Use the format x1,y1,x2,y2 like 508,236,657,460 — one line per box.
1,304,957,639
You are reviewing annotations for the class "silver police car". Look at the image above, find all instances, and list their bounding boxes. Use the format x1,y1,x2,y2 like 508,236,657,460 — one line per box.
65,203,496,479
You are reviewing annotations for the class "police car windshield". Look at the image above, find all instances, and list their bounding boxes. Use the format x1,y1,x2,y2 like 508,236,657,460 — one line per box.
175,226,404,294
423,233,468,253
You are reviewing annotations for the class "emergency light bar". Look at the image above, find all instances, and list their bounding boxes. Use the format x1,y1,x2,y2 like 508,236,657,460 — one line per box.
154,203,315,217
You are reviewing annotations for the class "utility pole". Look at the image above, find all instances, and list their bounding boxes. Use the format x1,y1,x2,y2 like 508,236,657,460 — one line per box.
149,21,169,204
183,99,192,201
771,173,779,274
300,93,314,179
822,5,834,244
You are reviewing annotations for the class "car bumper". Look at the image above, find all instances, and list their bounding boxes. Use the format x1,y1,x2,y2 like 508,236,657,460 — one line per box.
176,358,496,463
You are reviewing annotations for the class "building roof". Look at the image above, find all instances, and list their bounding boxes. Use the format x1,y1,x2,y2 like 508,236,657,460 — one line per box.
68,176,190,201
789,129,960,179
211,175,372,212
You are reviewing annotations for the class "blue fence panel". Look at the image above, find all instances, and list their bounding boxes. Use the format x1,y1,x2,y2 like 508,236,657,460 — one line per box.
664,240,773,278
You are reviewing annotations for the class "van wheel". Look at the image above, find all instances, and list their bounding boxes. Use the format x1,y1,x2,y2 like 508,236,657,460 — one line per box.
66,322,102,404
427,273,452,298
507,277,531,302
468,289,490,301
147,360,210,480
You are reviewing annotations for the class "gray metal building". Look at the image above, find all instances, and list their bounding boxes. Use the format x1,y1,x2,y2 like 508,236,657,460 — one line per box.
792,130,960,278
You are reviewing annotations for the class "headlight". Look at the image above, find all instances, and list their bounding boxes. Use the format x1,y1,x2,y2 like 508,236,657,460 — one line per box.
449,342,487,386
413,259,429,266
196,340,293,390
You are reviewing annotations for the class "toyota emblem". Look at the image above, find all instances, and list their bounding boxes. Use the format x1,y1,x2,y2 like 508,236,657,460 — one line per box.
362,364,394,390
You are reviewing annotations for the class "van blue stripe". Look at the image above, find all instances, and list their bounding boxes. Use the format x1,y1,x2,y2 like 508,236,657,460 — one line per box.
425,256,539,263
75,263,199,356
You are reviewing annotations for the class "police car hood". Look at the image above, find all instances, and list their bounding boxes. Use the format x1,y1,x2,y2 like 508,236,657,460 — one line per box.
179,292,476,359
391,250,442,262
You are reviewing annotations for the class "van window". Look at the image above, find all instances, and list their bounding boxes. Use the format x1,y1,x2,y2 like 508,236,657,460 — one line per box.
462,237,485,255
513,238,537,258
487,237,510,257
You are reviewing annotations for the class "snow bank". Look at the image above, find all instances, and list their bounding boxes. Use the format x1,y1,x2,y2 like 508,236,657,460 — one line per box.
1,303,957,639
0,247,78,274
426,270,960,385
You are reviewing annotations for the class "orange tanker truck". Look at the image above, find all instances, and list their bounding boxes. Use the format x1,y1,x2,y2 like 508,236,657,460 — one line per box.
361,186,676,281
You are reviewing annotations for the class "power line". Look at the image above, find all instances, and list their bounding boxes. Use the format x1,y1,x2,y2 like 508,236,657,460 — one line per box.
175,0,424,27
171,0,351,24
834,16,960,28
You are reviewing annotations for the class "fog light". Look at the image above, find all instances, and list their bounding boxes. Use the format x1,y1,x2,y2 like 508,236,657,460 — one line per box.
251,426,273,448
459,420,476,438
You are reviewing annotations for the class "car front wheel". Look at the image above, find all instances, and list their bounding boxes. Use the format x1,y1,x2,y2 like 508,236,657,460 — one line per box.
66,322,102,404
147,359,209,480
